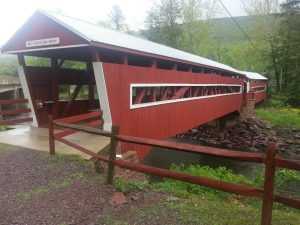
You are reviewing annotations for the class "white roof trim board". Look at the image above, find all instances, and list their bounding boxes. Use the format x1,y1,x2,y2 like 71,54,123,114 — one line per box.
242,71,268,80
41,10,244,75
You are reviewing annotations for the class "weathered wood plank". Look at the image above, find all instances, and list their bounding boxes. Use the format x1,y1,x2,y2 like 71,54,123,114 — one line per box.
0,108,31,116
0,98,28,105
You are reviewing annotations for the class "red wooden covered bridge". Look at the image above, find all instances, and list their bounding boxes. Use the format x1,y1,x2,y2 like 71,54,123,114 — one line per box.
1,10,268,158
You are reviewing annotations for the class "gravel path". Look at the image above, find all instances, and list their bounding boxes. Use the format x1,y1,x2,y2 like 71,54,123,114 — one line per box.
0,144,166,225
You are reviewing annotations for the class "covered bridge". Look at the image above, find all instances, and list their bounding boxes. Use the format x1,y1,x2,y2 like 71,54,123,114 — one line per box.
1,10,267,157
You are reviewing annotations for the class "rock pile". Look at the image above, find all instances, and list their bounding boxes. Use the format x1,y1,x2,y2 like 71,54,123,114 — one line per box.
176,118,300,159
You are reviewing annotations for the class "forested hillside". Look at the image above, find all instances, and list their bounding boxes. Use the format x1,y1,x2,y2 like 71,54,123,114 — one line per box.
142,0,300,106
211,16,258,43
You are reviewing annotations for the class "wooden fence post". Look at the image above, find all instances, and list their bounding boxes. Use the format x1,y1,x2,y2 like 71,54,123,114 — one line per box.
107,125,119,185
48,115,55,155
261,143,277,225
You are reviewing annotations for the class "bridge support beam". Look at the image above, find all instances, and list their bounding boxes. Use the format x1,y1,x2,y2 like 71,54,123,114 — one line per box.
91,51,113,132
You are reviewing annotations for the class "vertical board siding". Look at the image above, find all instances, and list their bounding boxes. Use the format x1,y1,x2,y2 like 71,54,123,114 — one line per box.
102,63,244,158
250,80,268,104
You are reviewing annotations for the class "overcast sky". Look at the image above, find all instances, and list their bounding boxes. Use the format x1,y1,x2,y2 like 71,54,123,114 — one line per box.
0,0,247,46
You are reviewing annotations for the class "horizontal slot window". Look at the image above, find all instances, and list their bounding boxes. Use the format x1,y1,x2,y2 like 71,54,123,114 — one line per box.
252,86,266,92
131,84,242,109
59,85,90,101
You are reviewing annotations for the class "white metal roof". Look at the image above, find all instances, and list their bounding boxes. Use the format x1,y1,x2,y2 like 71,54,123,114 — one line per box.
42,10,244,75
242,71,268,80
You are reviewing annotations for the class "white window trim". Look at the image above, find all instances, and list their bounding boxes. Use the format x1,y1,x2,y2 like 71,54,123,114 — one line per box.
130,83,242,110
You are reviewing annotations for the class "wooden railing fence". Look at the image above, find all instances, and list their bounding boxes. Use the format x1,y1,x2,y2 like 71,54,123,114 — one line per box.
0,98,32,125
48,114,300,225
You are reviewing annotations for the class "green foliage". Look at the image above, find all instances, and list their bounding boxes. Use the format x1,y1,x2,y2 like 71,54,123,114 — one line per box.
61,60,86,70
154,164,254,198
256,107,300,129
262,95,288,108
25,56,50,67
143,0,300,100
275,169,300,189
271,1,300,101
153,164,300,200
114,177,148,193
144,0,271,76
0,54,18,76
108,165,300,225
167,196,300,225
0,126,8,131
145,0,182,48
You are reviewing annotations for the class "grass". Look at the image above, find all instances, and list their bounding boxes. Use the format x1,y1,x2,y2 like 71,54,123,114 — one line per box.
256,95,300,129
151,164,300,200
109,164,300,225
256,107,300,129
114,177,148,193
0,125,8,131
47,153,91,166
167,196,300,225
101,190,300,225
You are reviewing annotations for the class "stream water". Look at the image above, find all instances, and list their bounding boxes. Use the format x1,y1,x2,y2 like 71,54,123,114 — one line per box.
144,137,263,180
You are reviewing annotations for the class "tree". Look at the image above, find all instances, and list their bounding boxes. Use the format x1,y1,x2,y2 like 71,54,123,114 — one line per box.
243,0,282,91
145,0,182,48
109,5,127,31
180,0,212,54
0,55,18,76
144,0,219,52
279,0,300,105
243,0,280,15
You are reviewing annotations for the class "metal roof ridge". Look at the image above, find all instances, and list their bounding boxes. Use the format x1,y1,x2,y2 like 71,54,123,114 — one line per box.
39,10,244,75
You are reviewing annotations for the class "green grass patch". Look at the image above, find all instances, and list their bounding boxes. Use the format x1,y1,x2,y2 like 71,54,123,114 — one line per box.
0,125,9,131
114,164,300,199
167,196,300,225
154,164,300,197
153,164,260,199
262,95,289,108
256,95,300,129
256,107,300,129
110,164,300,225
100,188,300,225
114,177,149,193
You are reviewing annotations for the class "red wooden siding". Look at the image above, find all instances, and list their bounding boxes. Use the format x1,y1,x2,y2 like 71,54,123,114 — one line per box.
1,12,88,53
249,80,267,104
102,63,244,157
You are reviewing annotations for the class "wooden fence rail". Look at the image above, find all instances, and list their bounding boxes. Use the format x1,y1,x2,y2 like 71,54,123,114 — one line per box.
0,98,32,125
0,98,28,105
49,116,300,225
